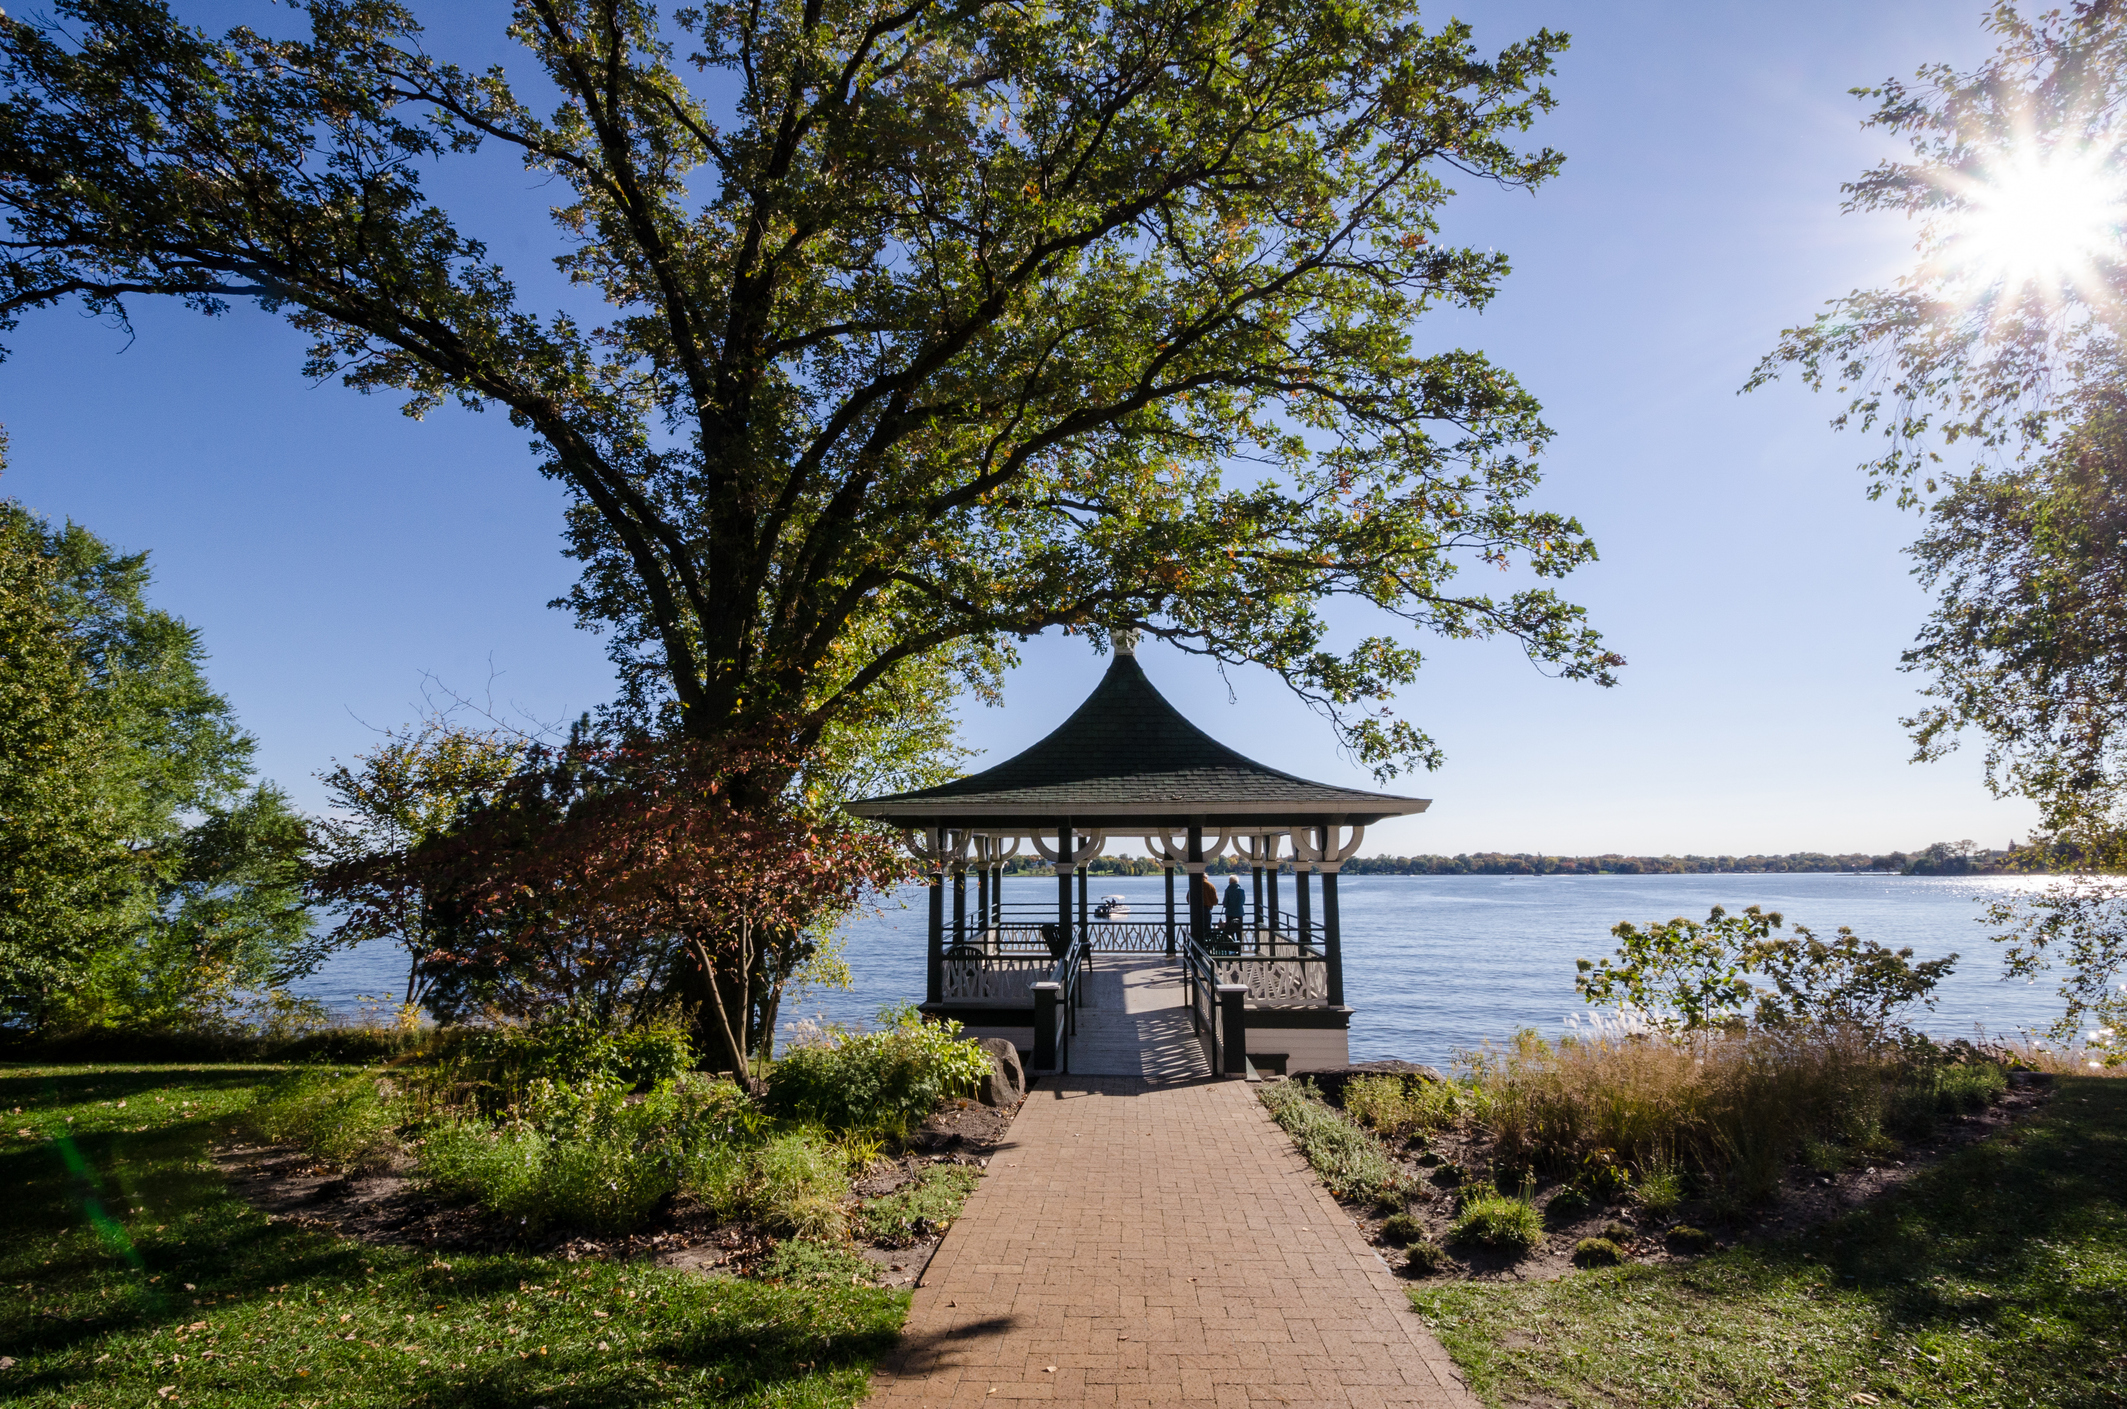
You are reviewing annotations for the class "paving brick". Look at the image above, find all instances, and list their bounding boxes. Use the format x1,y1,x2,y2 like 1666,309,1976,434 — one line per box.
870,1077,1476,1407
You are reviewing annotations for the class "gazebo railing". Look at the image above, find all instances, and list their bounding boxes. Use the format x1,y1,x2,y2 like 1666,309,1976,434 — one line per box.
1182,936,1248,1076
941,947,1054,1004
1209,948,1332,1005
967,915,1173,955
1031,936,1087,1073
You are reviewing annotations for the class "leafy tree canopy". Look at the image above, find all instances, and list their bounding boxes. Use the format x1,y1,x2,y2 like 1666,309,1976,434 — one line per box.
0,491,128,1005
0,0,1618,784
1578,904,1956,1035
1750,2,2127,835
1751,3,2127,1055
0,478,310,1027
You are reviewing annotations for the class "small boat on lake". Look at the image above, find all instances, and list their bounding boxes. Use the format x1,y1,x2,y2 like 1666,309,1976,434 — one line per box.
1094,895,1132,918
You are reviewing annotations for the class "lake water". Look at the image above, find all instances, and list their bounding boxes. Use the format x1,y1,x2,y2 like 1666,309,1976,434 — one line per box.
294,872,2078,1066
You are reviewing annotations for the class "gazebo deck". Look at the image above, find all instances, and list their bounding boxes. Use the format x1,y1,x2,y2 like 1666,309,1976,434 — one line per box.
1062,957,1207,1080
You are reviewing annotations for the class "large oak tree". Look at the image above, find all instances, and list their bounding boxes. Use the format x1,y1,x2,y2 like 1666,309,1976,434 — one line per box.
0,0,1617,790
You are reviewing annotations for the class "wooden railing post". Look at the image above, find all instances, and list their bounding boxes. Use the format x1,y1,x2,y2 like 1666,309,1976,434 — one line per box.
1164,866,1176,956
1033,981,1062,1073
1217,984,1249,1077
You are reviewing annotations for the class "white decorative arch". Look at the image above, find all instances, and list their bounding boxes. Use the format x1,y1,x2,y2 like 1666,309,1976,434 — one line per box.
1027,829,1107,869
1146,826,1232,872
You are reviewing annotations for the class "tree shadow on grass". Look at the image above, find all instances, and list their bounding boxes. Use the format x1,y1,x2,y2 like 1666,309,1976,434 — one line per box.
1772,1077,2127,1407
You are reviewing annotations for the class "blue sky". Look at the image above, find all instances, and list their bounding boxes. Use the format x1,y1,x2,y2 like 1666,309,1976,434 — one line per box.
0,1,2040,857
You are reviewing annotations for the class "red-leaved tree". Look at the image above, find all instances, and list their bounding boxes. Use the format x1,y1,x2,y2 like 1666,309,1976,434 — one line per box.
313,732,908,1082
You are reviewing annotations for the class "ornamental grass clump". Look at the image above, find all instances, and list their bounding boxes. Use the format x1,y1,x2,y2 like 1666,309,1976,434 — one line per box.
1259,1079,1411,1207
1465,1024,1924,1200
1377,1213,1427,1247
1449,1188,1544,1254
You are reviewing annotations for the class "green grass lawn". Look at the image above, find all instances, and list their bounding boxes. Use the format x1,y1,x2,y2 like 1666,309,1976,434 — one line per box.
1412,1075,2127,1408
0,1063,908,1408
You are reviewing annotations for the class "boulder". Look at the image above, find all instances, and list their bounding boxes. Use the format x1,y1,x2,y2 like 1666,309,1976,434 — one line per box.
977,1038,1026,1107
1300,1060,1445,1107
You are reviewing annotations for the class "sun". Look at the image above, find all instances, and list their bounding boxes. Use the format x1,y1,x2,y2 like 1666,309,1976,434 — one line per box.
1944,146,2125,294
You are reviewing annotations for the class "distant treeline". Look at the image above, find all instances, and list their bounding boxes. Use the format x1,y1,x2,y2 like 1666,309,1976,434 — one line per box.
994,841,2044,878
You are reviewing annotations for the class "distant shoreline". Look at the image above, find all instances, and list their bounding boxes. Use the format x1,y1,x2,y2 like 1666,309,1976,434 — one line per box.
999,846,2038,879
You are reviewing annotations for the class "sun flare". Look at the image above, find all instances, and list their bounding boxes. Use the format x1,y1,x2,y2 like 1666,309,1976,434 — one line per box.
1946,147,2125,293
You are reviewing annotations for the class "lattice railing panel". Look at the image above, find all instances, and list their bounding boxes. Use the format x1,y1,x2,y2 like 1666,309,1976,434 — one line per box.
1213,957,1330,1004
941,956,1052,1004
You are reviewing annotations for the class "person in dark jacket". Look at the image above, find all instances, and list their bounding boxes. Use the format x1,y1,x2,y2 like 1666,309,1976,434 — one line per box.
1222,874,1247,946
1189,871,1220,944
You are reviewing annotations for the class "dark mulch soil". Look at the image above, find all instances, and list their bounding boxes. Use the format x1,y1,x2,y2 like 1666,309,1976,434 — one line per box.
1311,1071,2058,1283
211,1091,1023,1287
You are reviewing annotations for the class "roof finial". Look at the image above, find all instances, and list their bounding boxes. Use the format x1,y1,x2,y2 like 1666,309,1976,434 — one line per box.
1113,627,1140,656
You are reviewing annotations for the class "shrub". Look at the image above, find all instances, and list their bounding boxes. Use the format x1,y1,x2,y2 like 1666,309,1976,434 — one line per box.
418,1119,547,1213
857,1163,982,1247
464,1013,696,1093
1403,1240,1455,1275
1259,1080,1411,1207
245,1070,403,1171
1576,1149,1633,1201
1378,1213,1426,1247
749,1131,853,1239
765,1006,991,1136
754,1238,877,1287
1572,1237,1624,1267
1799,1136,1845,1175
1635,1166,1684,1217
1545,1187,1592,1225
416,1073,750,1234
1449,1189,1543,1254
1667,1225,1716,1253
1342,1073,1470,1135
681,1142,751,1219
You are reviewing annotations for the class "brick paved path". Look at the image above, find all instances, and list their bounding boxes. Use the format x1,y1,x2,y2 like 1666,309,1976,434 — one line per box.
869,1077,1477,1407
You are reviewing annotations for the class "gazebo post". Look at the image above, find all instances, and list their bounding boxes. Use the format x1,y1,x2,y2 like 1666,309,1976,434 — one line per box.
975,848,988,947
1267,837,1281,944
1251,853,1264,948
1186,823,1206,945
926,825,945,1004
1163,865,1176,956
1321,859,1344,1007
1077,859,1089,952
952,840,968,955
1295,828,1314,954
1056,823,1074,959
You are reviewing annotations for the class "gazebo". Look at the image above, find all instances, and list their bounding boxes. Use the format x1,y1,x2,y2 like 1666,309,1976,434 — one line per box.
845,631,1428,1077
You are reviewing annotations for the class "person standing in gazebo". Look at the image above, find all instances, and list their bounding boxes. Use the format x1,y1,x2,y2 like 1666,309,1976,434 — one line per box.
1222,874,1247,949
1189,870,1219,946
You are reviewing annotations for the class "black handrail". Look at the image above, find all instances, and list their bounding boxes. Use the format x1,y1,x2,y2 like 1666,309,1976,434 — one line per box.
1051,933,1089,1072
1181,935,1223,1075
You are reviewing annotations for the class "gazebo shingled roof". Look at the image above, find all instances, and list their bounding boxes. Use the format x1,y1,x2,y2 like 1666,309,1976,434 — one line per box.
845,643,1429,831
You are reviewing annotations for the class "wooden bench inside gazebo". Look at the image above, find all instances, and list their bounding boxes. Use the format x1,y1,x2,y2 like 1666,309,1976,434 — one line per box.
846,632,1428,1079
